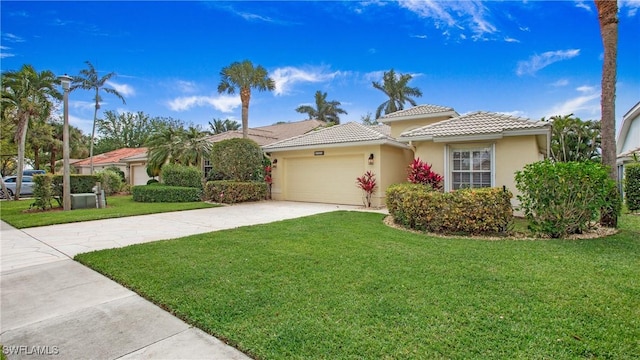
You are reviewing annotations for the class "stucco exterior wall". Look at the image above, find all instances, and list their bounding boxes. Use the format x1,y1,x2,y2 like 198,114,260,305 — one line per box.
386,115,452,138
413,142,446,175
620,114,640,154
270,145,411,207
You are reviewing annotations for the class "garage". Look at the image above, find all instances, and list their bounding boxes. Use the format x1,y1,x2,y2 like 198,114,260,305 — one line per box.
131,164,150,186
284,155,365,205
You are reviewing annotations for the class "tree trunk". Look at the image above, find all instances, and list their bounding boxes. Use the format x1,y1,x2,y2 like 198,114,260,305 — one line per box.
595,0,618,228
89,91,100,175
14,116,28,200
240,87,251,139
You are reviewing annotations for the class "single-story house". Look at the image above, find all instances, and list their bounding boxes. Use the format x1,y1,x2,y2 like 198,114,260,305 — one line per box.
617,101,640,191
73,147,148,185
263,104,551,209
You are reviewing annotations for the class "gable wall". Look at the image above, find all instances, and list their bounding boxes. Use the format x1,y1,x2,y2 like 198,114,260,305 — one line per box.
620,115,640,154
387,115,452,138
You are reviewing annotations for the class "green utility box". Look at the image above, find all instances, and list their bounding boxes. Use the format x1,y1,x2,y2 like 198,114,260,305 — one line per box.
70,193,97,210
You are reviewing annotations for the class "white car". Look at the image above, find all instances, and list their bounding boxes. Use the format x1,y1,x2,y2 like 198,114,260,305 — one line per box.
1,176,35,198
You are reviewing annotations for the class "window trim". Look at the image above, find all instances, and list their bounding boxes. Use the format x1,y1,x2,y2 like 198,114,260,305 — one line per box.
444,143,495,191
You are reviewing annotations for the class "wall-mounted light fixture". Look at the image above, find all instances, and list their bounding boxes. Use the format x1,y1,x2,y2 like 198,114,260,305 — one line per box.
368,153,374,165
272,159,278,168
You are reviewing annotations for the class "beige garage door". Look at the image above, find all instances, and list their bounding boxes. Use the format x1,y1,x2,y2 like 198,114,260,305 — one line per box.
132,164,149,186
284,155,364,205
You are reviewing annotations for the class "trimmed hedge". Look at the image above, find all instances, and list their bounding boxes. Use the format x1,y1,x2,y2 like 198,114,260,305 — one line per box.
161,164,203,188
625,163,640,212
209,138,264,181
515,160,617,238
31,174,54,210
132,184,202,203
386,183,513,235
95,170,123,195
52,174,99,194
204,181,267,204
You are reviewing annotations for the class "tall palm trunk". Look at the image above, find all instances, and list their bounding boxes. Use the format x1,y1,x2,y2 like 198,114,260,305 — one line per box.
14,113,29,200
595,0,618,227
89,91,100,174
240,87,251,139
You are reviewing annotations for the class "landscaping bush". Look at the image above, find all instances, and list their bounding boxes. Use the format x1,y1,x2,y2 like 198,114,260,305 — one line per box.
386,183,513,235
515,160,618,238
356,171,377,208
407,158,443,190
31,174,54,210
104,166,126,183
161,163,203,188
204,181,267,204
95,169,123,196
625,163,640,212
52,174,99,196
132,184,202,203
146,179,159,185
209,138,263,181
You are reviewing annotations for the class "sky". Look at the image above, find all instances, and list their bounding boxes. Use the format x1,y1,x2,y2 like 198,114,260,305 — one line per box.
1,0,639,137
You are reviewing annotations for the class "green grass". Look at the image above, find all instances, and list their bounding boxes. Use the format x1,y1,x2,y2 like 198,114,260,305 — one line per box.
0,195,218,228
76,211,640,359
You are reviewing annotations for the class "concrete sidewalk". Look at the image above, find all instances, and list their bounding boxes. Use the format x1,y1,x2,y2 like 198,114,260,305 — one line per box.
1,201,376,359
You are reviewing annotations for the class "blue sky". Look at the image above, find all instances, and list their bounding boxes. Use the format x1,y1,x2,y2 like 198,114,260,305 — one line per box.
2,1,639,136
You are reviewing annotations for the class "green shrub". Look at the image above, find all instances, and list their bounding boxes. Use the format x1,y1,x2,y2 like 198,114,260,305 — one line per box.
104,166,126,183
132,184,202,203
161,163,203,188
625,163,640,212
95,170,123,196
31,174,54,210
147,179,159,185
204,181,267,204
386,183,513,235
209,138,264,181
52,174,99,196
515,160,617,238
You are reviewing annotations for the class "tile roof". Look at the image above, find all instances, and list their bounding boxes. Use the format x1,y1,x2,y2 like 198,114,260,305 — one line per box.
618,146,640,158
204,119,327,146
381,104,456,120
263,122,405,150
400,111,549,140
74,147,148,166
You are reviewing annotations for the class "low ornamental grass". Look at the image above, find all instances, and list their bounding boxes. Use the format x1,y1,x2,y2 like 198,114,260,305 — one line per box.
76,211,640,360
0,195,217,228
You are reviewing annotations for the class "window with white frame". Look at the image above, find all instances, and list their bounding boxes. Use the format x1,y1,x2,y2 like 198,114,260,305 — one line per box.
449,145,494,190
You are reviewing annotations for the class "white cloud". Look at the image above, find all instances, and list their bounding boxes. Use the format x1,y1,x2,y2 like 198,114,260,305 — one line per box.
175,80,198,93
167,94,241,113
621,0,640,16
363,70,386,83
575,1,592,12
70,100,96,111
0,46,14,58
411,34,428,39
516,49,580,76
546,85,600,118
3,33,25,43
498,110,528,118
504,37,520,43
270,66,344,96
105,81,135,97
551,79,569,87
398,0,496,40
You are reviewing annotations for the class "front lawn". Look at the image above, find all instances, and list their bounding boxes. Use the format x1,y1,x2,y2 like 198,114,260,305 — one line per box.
0,195,218,228
76,211,640,359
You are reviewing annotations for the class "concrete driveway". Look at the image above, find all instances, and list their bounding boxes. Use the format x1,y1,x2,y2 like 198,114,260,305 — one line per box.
1,201,377,359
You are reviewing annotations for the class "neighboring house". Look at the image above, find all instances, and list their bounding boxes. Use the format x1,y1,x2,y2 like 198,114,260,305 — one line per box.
203,119,327,176
263,105,550,209
73,147,148,185
617,101,640,196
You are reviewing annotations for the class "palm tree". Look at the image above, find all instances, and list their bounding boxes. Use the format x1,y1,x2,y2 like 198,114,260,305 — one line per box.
217,60,275,139
372,69,423,119
595,0,618,228
295,90,348,124
180,125,211,167
208,118,241,134
71,61,126,174
146,125,182,172
1,65,61,199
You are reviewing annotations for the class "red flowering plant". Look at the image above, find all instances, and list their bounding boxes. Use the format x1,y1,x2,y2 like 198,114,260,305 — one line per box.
407,158,443,191
264,165,272,199
356,171,377,208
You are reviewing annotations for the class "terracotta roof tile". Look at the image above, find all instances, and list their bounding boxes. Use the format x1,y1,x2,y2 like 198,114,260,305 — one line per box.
400,111,549,139
263,122,404,150
74,147,148,166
